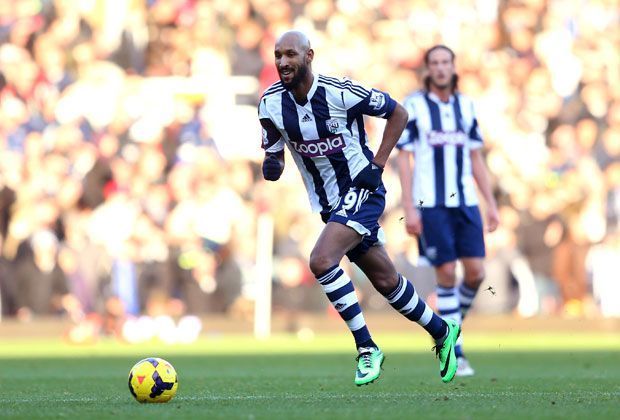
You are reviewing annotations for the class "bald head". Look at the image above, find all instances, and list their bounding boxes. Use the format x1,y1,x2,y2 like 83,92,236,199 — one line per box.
276,30,311,52
274,30,314,91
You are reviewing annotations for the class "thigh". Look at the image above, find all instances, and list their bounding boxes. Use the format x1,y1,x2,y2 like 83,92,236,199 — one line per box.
312,221,363,263
327,186,386,262
419,207,457,266
455,206,486,259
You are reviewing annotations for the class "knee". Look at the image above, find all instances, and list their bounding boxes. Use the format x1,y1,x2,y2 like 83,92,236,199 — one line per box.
464,266,485,287
309,251,337,277
436,263,457,287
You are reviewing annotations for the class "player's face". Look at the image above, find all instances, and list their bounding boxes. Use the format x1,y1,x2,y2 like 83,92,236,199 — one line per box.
274,41,311,90
427,48,455,90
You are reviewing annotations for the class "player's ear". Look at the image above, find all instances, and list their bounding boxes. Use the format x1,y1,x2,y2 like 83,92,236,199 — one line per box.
306,48,314,63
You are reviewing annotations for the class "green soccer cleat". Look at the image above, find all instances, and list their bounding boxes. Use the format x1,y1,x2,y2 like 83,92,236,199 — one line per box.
355,347,385,386
434,319,461,383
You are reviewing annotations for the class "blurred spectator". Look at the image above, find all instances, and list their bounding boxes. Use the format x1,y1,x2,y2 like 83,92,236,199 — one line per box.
12,230,73,320
80,133,116,209
110,240,140,316
0,236,17,317
0,0,618,329
516,196,559,314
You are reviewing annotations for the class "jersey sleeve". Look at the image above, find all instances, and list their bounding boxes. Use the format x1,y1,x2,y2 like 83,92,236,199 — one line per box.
339,78,396,119
360,88,397,118
467,101,484,150
396,96,418,152
258,98,285,153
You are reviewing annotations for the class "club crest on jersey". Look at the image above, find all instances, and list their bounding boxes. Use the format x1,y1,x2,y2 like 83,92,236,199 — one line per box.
369,91,386,111
289,134,345,158
326,118,339,134
427,131,467,147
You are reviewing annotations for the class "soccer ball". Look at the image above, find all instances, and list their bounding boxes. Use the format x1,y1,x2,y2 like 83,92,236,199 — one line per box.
128,357,179,403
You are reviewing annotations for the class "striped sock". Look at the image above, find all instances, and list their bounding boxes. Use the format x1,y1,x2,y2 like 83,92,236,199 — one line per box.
437,285,464,357
458,282,480,319
384,275,448,341
316,265,372,348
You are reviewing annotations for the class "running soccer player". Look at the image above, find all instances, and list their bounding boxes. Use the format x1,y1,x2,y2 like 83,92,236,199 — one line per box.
259,31,460,386
396,45,499,376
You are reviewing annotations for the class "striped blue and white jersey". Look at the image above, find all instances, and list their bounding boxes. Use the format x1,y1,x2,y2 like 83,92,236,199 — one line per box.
259,73,396,213
396,91,483,208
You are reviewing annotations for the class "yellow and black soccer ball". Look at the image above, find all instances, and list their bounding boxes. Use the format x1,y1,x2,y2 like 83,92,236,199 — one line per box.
128,357,178,403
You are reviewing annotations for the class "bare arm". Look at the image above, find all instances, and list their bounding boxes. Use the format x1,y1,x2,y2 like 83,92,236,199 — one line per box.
471,148,499,232
397,149,422,235
372,103,408,167
397,150,414,211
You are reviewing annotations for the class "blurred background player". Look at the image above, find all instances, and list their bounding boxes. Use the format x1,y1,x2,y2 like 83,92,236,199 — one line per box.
259,31,460,386
396,45,499,377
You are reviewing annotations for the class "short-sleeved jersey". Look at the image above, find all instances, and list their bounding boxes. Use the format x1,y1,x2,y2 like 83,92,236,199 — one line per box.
396,91,483,208
259,74,396,213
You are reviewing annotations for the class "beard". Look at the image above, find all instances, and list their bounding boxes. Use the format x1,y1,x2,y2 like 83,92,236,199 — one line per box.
431,79,449,90
430,74,454,90
280,63,308,90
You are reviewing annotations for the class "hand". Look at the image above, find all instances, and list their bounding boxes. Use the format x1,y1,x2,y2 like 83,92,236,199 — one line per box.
486,204,499,233
262,154,283,181
352,161,383,191
404,207,422,236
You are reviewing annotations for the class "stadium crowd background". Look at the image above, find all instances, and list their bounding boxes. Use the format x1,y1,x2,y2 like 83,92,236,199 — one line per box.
0,0,618,340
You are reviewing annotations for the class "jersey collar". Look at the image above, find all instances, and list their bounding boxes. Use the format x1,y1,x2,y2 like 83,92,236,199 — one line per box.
427,91,455,104
307,72,319,100
289,72,319,106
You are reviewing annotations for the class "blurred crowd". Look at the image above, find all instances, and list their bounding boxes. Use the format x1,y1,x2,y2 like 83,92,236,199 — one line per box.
0,0,618,340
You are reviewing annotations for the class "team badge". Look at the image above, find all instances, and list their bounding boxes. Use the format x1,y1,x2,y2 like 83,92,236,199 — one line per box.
326,118,339,134
369,91,385,111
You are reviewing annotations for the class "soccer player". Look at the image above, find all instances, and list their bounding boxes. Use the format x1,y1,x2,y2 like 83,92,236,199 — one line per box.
259,31,460,386
396,45,499,376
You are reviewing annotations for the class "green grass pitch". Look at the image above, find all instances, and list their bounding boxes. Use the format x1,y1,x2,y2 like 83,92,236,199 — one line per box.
0,332,619,419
